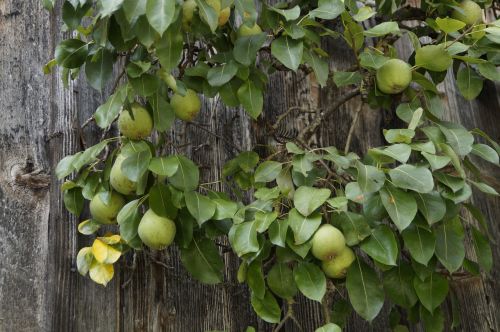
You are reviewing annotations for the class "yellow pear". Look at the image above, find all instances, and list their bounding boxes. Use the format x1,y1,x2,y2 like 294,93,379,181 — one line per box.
117,103,153,140
170,89,201,122
110,154,137,195
89,191,125,224
138,209,176,250
376,59,412,94
311,224,346,261
321,247,355,278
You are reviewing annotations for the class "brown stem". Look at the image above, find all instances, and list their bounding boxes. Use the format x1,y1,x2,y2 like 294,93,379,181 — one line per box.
187,121,242,153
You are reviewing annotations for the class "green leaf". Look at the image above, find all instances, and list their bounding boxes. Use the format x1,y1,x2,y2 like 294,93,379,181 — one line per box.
477,62,500,81
148,93,175,132
435,217,465,273
180,236,224,284
269,219,289,247
129,73,160,97
117,199,142,244
94,85,127,128
360,225,398,266
233,33,267,66
310,0,345,20
415,192,446,225
356,161,385,194
63,188,84,216
76,247,93,276
250,290,281,323
156,23,184,71
85,48,113,91
132,15,159,48
147,156,178,176
122,0,146,22
288,208,322,245
389,164,434,194
254,211,278,233
383,263,418,308
78,219,101,235
420,306,445,332
364,22,400,37
98,0,124,17
146,0,175,35
383,129,415,144
247,261,265,299
237,80,263,119
315,323,342,332
55,39,88,68
421,152,451,171
271,36,303,71
434,172,465,193
254,161,282,183
346,258,384,322
149,183,178,219
195,0,219,32
169,155,199,191
471,143,499,164
207,60,239,87
471,227,493,273
352,6,375,21
435,17,466,33
331,211,371,246
269,5,300,20
457,66,483,100
293,186,331,216
401,223,435,265
470,181,499,196
185,191,216,226
121,149,152,182
380,184,418,231
415,44,452,72
333,71,363,87
42,0,56,10
213,198,238,220
413,273,449,313
229,221,259,256
303,49,329,87
294,262,326,302
438,121,474,157
267,263,298,299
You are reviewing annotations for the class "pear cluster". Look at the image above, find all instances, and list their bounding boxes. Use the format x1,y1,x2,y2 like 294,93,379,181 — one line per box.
311,224,355,278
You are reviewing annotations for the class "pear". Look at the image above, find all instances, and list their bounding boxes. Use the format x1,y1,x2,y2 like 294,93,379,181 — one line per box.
170,89,201,122
117,103,153,140
110,154,137,195
89,191,125,224
321,247,355,278
311,224,346,261
376,59,412,94
138,209,176,250
452,0,482,25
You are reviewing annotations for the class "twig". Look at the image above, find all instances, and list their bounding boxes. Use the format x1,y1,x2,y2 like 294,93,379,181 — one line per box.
274,299,302,332
187,121,242,153
344,101,364,154
297,89,360,143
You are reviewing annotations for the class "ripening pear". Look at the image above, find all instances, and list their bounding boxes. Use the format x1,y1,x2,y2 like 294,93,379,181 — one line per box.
376,59,412,94
452,0,482,25
110,154,137,195
182,0,197,29
89,192,125,224
321,247,355,278
170,89,201,122
237,23,262,37
117,103,153,140
138,209,176,250
205,0,231,26
311,224,346,261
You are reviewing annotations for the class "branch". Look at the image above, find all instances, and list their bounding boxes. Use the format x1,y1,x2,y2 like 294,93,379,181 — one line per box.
297,89,360,143
187,121,242,153
344,101,364,154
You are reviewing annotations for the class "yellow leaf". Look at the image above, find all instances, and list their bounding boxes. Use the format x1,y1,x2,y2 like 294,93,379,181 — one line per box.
89,261,114,286
92,239,122,264
76,247,93,276
99,234,122,245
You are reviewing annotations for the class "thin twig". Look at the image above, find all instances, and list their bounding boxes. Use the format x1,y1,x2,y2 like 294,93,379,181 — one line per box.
344,101,364,154
187,121,242,153
297,89,360,143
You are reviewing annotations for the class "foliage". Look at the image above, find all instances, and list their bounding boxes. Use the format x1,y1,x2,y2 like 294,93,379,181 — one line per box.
46,0,500,330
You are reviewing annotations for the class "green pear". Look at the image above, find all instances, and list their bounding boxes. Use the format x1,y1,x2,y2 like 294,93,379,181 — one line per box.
321,247,355,278
237,23,262,37
311,224,346,261
138,209,176,250
376,59,412,94
89,192,125,224
117,103,153,140
170,89,201,122
110,154,137,195
452,0,482,25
